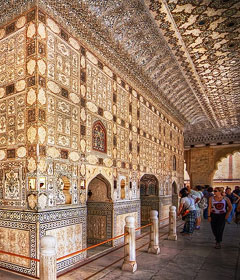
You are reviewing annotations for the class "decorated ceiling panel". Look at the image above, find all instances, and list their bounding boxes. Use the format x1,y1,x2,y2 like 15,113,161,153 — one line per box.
0,0,239,146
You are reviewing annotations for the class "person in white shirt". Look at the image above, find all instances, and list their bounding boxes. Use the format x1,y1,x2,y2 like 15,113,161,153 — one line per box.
188,185,203,230
177,187,199,235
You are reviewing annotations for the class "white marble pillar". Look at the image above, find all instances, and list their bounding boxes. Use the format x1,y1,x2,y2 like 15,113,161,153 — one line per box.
148,210,160,254
168,206,177,241
40,235,57,280
122,216,137,272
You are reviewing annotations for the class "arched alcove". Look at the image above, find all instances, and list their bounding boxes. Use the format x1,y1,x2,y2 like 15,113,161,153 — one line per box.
87,174,111,202
140,174,159,225
140,174,158,196
87,174,113,246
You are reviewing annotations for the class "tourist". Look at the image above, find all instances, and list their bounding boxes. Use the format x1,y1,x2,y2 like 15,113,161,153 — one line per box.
233,185,240,202
187,185,203,229
177,187,199,236
225,187,236,223
220,187,225,196
235,198,240,224
203,186,214,219
208,187,232,249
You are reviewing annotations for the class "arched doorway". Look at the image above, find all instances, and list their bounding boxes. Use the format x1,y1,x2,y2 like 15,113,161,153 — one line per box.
172,181,178,209
213,152,240,190
87,174,113,245
140,174,159,225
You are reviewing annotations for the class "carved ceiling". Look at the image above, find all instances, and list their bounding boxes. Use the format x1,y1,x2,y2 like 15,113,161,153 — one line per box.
0,0,240,146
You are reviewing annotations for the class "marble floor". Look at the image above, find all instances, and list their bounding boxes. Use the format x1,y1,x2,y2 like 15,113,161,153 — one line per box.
1,219,240,280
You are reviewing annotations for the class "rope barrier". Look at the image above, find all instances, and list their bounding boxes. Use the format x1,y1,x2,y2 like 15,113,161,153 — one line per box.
57,232,128,262
0,250,39,262
57,243,128,278
135,222,152,231
80,218,183,280
136,231,151,241
82,255,127,280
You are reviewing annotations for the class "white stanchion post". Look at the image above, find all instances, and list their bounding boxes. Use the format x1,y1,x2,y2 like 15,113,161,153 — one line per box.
168,206,177,241
40,235,57,280
148,210,160,254
122,216,137,272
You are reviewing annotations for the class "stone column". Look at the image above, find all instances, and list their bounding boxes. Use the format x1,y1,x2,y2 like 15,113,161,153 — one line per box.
168,206,177,241
148,210,160,254
122,216,137,272
40,235,57,280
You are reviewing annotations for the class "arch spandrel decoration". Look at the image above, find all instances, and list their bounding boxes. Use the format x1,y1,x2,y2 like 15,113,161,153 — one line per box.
92,120,107,153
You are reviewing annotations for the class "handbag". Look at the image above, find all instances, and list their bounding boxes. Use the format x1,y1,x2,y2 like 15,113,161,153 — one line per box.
180,197,192,220
181,209,190,220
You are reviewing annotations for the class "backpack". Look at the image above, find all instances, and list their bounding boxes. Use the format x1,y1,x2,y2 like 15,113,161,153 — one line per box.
198,196,208,209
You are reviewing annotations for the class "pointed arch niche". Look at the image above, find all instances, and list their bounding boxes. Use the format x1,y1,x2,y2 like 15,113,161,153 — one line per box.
92,120,107,153
140,174,159,225
87,174,113,246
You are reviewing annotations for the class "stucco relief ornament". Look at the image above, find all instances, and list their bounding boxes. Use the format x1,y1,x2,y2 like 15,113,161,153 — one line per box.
27,22,36,38
47,81,61,94
39,158,47,173
70,92,80,104
4,171,20,199
0,29,5,39
38,193,47,210
79,190,86,204
69,152,80,162
38,22,46,39
27,126,36,143
28,194,37,210
0,150,5,160
47,147,60,159
28,157,37,173
16,147,26,158
27,88,36,105
16,80,26,92
80,139,86,153
38,59,46,75
38,126,46,144
38,87,46,105
16,16,26,29
56,177,65,204
69,37,80,50
47,18,60,34
0,88,5,98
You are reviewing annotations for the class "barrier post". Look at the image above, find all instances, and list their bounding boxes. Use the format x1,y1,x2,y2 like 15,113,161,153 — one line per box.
122,216,137,272
168,206,177,241
148,210,160,254
40,235,57,280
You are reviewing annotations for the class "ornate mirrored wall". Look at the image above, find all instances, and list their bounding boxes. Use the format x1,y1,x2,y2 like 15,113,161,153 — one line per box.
0,5,184,277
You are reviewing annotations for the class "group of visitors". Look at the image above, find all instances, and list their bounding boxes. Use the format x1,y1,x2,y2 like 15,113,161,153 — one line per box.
177,184,240,249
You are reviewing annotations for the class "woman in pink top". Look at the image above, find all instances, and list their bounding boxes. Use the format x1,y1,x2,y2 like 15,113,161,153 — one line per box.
208,187,232,249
